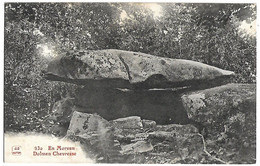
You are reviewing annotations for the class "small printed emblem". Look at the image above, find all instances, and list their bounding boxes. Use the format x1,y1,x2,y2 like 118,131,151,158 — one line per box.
12,146,21,156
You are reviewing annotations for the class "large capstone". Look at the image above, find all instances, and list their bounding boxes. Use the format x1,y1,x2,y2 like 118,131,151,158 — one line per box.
45,49,234,89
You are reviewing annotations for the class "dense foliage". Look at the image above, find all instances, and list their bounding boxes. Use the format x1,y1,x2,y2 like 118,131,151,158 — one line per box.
4,3,256,132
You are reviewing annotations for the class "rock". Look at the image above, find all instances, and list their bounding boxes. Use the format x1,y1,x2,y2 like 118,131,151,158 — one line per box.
147,124,205,163
46,97,74,123
181,83,256,163
67,111,110,136
142,119,156,129
66,111,122,163
112,116,143,129
43,97,75,137
45,49,234,89
120,141,153,154
66,132,122,163
112,117,146,144
181,84,255,124
156,124,199,133
65,111,213,163
43,123,68,137
73,86,190,124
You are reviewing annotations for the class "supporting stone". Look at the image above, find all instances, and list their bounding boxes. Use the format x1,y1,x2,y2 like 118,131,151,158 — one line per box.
181,83,256,163
74,86,190,124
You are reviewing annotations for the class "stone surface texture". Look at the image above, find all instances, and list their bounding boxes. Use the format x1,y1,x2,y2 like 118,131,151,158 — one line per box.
45,49,234,89
181,83,256,163
64,111,229,163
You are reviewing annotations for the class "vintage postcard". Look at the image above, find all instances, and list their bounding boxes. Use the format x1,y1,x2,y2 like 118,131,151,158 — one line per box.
3,1,257,164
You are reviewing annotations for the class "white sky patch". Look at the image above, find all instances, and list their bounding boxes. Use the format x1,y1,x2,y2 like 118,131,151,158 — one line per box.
120,10,130,20
239,19,256,37
120,3,163,21
37,44,57,59
67,3,72,8
143,3,163,18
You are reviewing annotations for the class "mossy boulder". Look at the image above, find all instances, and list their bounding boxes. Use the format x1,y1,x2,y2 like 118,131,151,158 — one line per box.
181,83,256,163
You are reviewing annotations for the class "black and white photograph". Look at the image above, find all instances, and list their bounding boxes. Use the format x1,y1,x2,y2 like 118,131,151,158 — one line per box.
3,1,257,164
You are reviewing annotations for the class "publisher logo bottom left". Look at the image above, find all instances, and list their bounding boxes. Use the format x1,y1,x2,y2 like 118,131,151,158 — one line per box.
12,146,21,156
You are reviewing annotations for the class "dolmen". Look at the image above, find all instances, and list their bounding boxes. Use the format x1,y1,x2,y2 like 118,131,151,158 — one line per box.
43,49,255,164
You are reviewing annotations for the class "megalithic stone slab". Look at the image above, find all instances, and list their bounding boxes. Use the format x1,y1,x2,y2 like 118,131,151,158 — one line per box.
45,49,234,89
